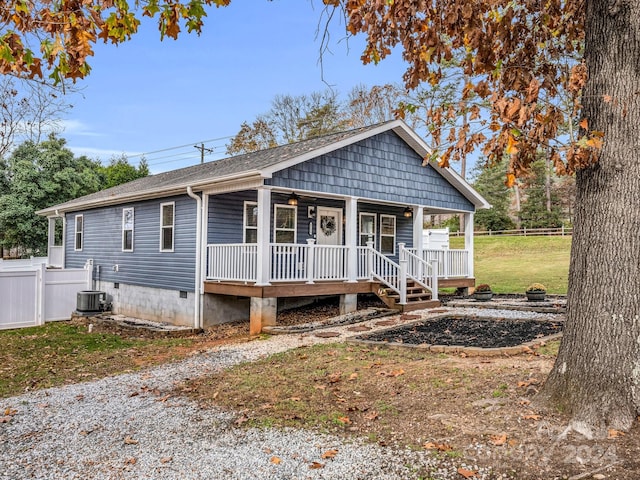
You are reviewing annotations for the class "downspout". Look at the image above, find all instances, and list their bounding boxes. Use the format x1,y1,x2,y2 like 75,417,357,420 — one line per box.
186,187,202,329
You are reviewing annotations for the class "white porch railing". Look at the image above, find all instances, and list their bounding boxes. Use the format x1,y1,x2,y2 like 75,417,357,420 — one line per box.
207,244,258,282
206,243,462,299
409,248,470,278
207,242,349,283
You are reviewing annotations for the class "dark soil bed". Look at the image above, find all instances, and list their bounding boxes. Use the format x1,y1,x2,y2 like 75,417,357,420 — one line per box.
359,315,563,348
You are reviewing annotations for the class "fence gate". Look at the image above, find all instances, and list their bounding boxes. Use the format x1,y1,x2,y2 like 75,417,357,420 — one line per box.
0,261,92,330
0,270,39,330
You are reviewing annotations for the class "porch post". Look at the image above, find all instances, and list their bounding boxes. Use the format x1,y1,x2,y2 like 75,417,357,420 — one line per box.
398,243,407,305
47,217,55,251
464,212,475,278
345,196,358,283
412,206,424,280
256,187,271,286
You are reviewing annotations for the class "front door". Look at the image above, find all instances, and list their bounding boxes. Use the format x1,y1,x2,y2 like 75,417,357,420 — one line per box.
316,207,342,245
315,207,343,280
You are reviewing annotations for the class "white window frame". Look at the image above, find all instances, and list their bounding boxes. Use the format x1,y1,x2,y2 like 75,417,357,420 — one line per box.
122,207,134,252
359,212,377,247
380,214,396,255
273,204,297,244
160,202,175,252
243,201,258,244
74,214,83,251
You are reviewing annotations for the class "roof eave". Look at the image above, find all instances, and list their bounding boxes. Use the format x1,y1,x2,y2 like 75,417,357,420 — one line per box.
36,171,263,216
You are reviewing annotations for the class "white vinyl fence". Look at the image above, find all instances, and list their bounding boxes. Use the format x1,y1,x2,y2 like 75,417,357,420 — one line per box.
0,261,92,330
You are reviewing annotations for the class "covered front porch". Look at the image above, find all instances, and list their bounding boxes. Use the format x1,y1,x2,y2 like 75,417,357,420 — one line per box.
202,186,475,333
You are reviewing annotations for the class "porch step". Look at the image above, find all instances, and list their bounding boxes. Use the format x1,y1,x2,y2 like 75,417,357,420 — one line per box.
375,283,441,312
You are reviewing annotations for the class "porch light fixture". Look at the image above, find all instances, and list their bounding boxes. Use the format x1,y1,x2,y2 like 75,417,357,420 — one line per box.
403,207,413,218
287,192,299,206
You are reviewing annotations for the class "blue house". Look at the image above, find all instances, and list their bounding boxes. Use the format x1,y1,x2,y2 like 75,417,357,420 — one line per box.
38,121,489,334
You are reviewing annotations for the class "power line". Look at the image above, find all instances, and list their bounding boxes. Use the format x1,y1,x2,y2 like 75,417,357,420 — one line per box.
126,135,233,160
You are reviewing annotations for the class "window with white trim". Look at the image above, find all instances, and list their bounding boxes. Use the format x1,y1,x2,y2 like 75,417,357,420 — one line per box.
380,214,396,255
74,214,83,251
160,202,175,252
243,201,258,243
359,212,376,247
122,207,134,252
274,205,296,243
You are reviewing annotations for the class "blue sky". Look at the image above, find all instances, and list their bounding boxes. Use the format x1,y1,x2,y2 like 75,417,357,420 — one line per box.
61,0,409,173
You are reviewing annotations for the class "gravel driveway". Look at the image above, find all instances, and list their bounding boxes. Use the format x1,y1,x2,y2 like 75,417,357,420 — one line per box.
1,308,541,479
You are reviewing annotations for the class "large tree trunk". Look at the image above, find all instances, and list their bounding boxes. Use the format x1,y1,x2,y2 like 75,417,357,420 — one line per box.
540,0,640,438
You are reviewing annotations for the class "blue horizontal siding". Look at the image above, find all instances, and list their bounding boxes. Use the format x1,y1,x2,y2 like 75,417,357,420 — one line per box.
65,194,197,292
267,131,475,212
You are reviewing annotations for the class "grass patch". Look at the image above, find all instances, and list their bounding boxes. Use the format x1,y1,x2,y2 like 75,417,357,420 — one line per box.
182,343,556,449
0,322,199,398
451,236,570,293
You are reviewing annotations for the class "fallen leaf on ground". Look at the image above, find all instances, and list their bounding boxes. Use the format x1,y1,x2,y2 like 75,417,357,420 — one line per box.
424,442,453,451
309,461,324,469
288,397,301,401
124,436,139,445
336,416,351,424
364,411,379,421
125,457,137,465
522,414,541,420
4,408,17,416
235,414,249,426
517,378,539,388
348,373,358,381
160,457,172,464
270,456,281,465
321,449,338,459
608,429,625,438
327,372,342,383
490,433,507,446
457,467,477,478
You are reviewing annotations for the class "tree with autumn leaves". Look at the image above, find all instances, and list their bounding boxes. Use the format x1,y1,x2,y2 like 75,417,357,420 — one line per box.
2,0,638,437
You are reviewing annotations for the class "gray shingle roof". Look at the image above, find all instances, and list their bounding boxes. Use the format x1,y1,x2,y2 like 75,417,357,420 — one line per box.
38,122,389,215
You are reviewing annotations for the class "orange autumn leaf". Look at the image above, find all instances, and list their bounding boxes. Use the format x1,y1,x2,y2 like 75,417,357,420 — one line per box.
608,429,625,438
522,414,541,420
424,441,453,451
270,456,282,465
321,449,338,459
336,416,351,424
579,118,588,130
309,461,325,469
490,433,507,446
457,467,478,478
505,173,516,188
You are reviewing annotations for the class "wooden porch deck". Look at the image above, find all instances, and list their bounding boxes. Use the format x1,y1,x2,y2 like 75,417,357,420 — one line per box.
203,277,475,299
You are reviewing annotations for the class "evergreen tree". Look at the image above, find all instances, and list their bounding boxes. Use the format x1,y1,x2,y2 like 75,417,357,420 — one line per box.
471,159,515,231
520,158,563,228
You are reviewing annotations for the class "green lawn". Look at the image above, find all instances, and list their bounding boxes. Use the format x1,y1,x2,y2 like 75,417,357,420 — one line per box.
0,322,196,398
450,235,571,294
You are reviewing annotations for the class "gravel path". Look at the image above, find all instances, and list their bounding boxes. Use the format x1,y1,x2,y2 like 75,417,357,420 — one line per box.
1,307,560,479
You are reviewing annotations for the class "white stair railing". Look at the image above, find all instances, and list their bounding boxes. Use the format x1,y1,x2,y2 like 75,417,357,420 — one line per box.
401,244,439,301
364,240,405,303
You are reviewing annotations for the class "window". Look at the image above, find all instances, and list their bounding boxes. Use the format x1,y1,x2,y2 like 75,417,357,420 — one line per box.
160,202,175,252
274,205,296,243
380,214,396,255
243,201,258,243
74,215,83,251
122,207,134,252
359,213,376,246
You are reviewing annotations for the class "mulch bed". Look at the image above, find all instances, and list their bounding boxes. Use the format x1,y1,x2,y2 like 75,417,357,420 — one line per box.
359,315,563,348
